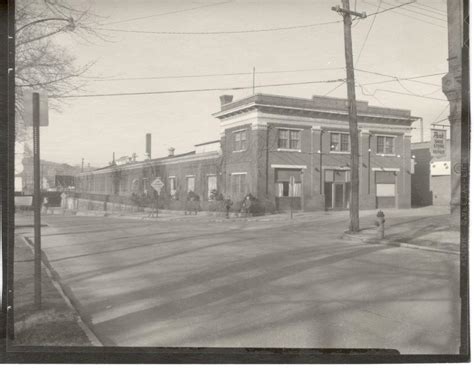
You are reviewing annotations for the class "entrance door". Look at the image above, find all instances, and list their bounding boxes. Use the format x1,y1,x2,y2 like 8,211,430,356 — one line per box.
334,183,344,208
324,169,350,210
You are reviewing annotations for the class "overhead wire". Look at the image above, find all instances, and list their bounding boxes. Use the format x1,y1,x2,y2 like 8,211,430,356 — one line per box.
404,2,446,17
50,77,346,99
102,0,232,25
96,1,419,36
355,0,382,66
89,66,345,82
380,0,446,21
96,19,343,36
370,88,449,101
363,0,446,28
430,103,450,124
323,81,346,96
406,0,447,16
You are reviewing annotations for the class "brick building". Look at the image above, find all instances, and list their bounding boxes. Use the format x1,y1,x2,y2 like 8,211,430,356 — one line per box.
411,139,451,207
76,93,416,212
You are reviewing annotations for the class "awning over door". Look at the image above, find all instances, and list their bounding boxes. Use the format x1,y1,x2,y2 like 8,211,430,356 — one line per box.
275,169,301,182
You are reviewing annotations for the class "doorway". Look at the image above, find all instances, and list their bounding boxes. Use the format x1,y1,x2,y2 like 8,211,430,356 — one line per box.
324,169,350,210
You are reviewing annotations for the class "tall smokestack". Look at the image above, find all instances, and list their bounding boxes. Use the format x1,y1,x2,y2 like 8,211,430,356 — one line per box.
146,133,151,159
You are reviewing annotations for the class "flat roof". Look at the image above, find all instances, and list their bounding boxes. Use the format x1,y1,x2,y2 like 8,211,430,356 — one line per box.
214,93,414,121
195,139,220,147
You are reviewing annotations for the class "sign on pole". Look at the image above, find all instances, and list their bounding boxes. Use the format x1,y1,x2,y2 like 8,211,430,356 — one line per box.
431,128,447,159
151,177,164,195
289,176,295,219
23,90,49,127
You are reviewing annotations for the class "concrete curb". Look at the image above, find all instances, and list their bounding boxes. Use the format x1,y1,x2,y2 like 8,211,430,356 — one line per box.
341,232,460,255
22,236,103,347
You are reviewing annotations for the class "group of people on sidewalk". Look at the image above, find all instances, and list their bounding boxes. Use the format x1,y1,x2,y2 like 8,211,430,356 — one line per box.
183,191,255,219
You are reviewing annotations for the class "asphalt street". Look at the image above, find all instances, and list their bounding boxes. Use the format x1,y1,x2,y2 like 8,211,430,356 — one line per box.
16,210,460,353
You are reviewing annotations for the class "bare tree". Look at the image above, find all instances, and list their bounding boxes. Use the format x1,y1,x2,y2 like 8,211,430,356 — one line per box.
15,0,109,139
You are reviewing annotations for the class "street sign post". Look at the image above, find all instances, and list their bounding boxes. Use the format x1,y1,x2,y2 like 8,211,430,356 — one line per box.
23,90,49,127
289,176,295,219
151,177,164,194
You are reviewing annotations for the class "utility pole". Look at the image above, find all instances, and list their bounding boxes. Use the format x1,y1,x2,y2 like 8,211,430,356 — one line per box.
33,92,42,309
332,0,366,233
81,158,84,173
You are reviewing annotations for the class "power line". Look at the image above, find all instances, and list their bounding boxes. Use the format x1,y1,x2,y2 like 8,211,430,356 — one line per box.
95,1,422,36
355,0,382,66
50,78,346,99
364,0,416,17
405,1,446,17
363,0,447,28
96,19,343,36
372,88,448,101
90,67,345,82
103,0,232,26
431,103,450,123
430,117,449,125
355,69,445,86
409,1,446,16
323,81,346,96
356,70,444,97
381,0,446,22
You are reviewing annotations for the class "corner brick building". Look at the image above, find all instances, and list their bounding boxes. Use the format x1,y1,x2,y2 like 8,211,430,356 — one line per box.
76,93,416,212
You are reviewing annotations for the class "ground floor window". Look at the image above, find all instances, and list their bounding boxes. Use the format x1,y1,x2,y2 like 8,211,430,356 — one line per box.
275,169,302,197
275,182,301,197
169,176,177,198
231,173,247,198
207,175,217,199
186,176,195,193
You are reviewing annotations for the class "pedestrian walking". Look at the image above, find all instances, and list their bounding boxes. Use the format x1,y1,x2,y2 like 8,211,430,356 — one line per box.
42,196,49,215
60,192,67,209
224,197,233,219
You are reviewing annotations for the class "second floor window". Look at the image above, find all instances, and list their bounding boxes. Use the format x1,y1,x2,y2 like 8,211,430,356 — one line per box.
330,132,350,152
231,173,247,197
376,136,395,155
233,130,247,151
278,129,301,150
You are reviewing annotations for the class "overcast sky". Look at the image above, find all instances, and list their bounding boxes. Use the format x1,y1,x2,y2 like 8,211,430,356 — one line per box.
37,0,448,167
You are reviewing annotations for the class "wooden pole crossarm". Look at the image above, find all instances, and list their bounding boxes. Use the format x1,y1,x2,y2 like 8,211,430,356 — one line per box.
331,5,367,18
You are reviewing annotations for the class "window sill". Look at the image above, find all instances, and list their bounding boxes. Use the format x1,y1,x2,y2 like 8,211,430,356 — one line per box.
277,148,301,152
375,153,396,157
329,151,350,155
233,149,247,153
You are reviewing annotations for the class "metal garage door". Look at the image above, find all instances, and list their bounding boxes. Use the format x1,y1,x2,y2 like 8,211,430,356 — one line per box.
375,171,396,208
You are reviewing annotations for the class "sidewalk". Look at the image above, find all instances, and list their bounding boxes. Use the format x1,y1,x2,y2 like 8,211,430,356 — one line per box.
344,207,460,255
12,234,98,346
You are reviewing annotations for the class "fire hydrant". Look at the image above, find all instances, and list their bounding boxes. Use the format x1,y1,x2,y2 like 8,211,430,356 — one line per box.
375,210,385,240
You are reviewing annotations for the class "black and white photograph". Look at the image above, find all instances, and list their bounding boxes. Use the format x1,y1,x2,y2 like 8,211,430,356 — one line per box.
1,0,470,364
